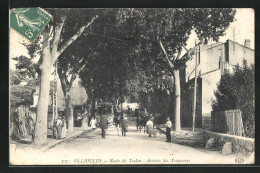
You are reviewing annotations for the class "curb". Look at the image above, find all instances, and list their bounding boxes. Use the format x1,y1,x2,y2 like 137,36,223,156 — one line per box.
42,128,92,152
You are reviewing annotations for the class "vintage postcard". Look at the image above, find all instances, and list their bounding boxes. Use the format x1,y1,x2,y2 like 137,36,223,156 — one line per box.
9,8,255,165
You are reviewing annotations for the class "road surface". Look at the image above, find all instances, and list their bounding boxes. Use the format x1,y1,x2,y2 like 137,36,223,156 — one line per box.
12,125,253,165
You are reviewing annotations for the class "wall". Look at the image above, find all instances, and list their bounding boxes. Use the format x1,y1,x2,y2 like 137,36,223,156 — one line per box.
32,77,88,111
202,115,211,130
185,43,224,82
181,77,202,128
227,40,254,67
203,130,254,154
56,77,88,111
201,69,222,116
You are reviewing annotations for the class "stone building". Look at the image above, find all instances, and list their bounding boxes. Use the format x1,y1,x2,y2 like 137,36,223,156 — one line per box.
180,39,254,129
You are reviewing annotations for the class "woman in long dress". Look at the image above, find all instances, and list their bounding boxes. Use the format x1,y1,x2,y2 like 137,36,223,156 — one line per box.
146,118,154,137
61,116,67,139
90,117,96,130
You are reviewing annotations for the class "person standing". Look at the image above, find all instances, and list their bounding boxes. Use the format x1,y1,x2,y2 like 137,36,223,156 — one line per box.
52,118,57,139
165,117,172,142
127,106,131,117
100,115,108,139
146,118,154,137
120,114,128,137
136,115,140,131
56,116,63,140
61,116,67,139
90,117,96,130
114,116,120,136
28,115,35,140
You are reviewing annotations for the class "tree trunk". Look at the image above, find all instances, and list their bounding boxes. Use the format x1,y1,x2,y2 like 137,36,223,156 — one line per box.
91,96,96,117
32,15,98,144
81,109,89,130
33,62,51,144
174,70,181,131
65,91,74,132
81,92,90,130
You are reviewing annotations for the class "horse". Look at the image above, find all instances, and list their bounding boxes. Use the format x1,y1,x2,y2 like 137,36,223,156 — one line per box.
140,116,149,133
136,116,142,132
114,116,120,135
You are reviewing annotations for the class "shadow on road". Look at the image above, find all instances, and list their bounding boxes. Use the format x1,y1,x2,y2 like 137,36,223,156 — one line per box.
157,127,205,149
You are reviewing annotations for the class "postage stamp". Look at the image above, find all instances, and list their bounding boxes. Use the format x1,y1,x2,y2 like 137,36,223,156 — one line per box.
10,8,52,43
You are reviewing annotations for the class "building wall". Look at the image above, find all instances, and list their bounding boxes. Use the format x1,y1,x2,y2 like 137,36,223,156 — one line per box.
56,77,88,111
185,42,224,82
181,77,202,128
201,69,222,116
227,40,254,67
32,77,88,111
182,40,254,126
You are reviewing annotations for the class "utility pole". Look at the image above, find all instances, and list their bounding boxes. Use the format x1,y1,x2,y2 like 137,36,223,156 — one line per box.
192,40,198,132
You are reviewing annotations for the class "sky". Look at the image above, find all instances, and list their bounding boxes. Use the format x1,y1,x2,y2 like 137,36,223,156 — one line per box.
9,8,255,70
185,8,255,50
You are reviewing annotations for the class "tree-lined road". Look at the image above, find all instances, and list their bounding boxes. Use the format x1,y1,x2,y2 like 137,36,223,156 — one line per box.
11,125,253,165
42,125,245,165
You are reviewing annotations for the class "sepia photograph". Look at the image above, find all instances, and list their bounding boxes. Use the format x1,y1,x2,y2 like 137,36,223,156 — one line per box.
9,8,255,165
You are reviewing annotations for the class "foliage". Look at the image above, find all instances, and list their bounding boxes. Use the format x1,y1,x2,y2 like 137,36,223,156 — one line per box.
212,59,255,137
12,56,38,78
78,9,236,124
10,85,35,107
10,69,35,106
10,69,22,85
117,8,236,71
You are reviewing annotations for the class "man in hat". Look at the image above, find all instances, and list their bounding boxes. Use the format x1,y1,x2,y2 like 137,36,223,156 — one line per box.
120,114,128,137
165,117,172,142
100,115,109,139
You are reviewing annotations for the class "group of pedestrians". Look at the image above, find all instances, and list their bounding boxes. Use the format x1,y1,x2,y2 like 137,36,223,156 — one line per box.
99,112,172,143
141,116,172,142
99,113,128,139
52,110,172,143
53,116,67,140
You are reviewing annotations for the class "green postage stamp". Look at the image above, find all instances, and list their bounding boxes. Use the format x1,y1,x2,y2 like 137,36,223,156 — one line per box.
10,8,52,43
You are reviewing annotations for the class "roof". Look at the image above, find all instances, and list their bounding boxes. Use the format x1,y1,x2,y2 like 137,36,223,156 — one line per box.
183,40,254,59
225,39,254,51
206,42,224,49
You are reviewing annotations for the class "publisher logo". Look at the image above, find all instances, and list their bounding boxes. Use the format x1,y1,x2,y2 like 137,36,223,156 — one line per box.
235,157,244,163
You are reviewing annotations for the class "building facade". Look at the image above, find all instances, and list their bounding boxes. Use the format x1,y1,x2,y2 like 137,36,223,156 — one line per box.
31,77,88,112
181,39,254,129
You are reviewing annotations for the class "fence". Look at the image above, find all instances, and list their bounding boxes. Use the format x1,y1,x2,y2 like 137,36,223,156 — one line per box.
211,109,245,136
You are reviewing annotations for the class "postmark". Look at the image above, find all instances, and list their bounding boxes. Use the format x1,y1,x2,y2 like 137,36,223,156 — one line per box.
10,8,52,43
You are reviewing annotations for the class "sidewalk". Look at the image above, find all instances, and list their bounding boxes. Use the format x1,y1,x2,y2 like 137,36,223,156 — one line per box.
157,126,204,148
10,127,91,152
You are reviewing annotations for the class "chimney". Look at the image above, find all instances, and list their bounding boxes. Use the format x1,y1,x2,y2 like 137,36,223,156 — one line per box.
244,39,251,48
